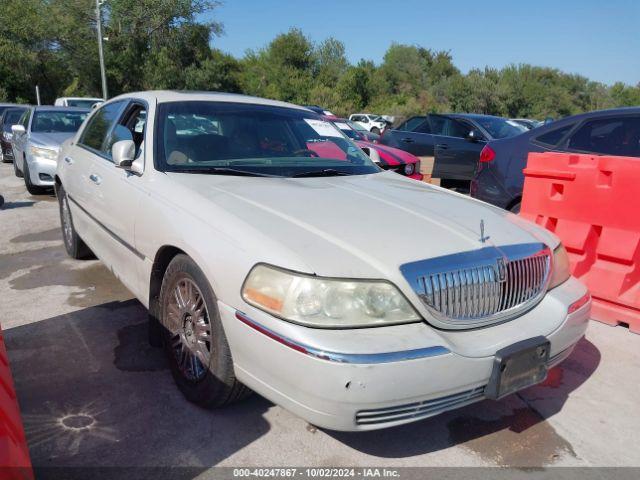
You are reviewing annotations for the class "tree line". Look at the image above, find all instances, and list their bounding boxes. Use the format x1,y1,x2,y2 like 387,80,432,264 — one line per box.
1,0,638,122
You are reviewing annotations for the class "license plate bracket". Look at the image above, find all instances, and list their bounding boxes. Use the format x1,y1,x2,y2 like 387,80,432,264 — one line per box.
485,336,550,400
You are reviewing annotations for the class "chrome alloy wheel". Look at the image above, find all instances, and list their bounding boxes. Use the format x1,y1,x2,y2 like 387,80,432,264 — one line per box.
165,277,212,381
61,195,74,247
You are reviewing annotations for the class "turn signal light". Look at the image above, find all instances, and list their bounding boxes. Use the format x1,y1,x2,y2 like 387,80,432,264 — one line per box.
479,145,496,163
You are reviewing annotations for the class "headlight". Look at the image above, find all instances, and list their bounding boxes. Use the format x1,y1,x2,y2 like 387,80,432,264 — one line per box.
29,146,58,160
403,163,416,176
549,244,571,289
242,264,421,328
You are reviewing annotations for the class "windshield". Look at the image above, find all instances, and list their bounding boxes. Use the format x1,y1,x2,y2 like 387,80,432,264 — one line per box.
32,111,88,133
66,99,102,108
157,102,378,177
475,117,527,139
349,121,368,132
2,109,27,132
333,121,360,140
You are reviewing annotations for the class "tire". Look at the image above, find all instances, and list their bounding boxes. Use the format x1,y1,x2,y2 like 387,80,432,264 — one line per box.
23,161,48,195
159,254,250,408
13,157,23,178
371,127,381,135
57,184,93,259
510,202,521,214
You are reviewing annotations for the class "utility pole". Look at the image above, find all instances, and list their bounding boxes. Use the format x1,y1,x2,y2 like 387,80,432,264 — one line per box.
35,85,41,105
96,0,108,100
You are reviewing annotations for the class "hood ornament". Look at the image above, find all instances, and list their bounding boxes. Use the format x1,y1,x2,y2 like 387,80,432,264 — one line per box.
480,219,490,243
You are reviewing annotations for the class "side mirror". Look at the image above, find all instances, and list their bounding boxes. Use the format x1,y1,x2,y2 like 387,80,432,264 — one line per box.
11,125,25,135
467,129,483,142
112,140,136,169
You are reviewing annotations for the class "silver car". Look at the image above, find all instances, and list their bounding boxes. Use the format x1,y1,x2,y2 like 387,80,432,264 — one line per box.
11,106,89,194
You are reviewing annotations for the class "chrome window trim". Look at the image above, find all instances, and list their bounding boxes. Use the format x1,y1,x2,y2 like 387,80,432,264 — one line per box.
400,243,553,328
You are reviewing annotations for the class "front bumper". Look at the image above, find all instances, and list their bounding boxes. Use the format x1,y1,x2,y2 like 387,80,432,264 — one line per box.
27,155,57,186
219,277,591,431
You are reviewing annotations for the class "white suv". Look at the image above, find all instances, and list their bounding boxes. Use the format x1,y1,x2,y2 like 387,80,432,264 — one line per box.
349,113,388,135
55,91,590,431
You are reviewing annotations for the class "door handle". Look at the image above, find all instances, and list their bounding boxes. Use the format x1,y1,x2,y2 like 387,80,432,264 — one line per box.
401,137,415,143
436,144,449,150
64,156,73,165
89,174,102,185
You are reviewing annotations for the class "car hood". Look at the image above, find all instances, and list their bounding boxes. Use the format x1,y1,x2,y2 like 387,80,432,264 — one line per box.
167,171,557,280
30,132,75,149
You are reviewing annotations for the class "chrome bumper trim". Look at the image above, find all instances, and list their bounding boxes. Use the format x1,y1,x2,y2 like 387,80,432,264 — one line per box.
235,311,450,364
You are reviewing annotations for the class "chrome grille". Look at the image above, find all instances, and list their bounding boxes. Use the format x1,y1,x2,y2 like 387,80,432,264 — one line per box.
400,243,552,326
356,386,485,426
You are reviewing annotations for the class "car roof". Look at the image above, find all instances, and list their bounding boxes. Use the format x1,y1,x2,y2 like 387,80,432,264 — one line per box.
57,97,103,101
110,90,311,111
33,106,91,112
446,113,507,121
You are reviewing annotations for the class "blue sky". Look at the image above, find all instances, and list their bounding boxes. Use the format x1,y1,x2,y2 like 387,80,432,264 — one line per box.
208,0,639,86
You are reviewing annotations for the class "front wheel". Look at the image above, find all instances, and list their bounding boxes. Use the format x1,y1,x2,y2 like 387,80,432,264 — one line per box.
371,127,381,135
159,254,250,408
13,157,23,178
23,161,48,195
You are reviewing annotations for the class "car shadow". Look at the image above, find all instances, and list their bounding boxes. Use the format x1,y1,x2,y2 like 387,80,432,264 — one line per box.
327,337,601,466
3,299,272,477
0,200,36,210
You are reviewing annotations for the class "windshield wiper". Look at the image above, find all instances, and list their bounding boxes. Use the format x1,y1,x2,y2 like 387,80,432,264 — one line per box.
168,167,281,177
291,168,350,178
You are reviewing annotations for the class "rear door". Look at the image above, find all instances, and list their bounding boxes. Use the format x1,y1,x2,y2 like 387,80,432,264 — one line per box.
431,115,485,180
81,100,147,296
387,117,436,157
65,100,128,264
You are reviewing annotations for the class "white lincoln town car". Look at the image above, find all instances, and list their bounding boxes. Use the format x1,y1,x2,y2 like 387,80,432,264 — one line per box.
55,91,591,431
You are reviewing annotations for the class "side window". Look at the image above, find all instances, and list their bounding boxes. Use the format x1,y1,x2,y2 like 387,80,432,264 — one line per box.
413,120,432,134
534,124,575,147
105,103,146,158
567,116,640,157
79,101,126,156
448,120,472,139
429,115,465,137
360,116,368,123
398,116,427,132
20,110,30,128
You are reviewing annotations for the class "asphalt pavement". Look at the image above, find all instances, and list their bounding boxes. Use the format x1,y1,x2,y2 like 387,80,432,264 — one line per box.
1,162,639,474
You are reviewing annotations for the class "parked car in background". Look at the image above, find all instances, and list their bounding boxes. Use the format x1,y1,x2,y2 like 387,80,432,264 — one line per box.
471,107,640,212
0,103,19,118
379,113,527,190
349,113,388,135
54,97,104,108
348,120,380,142
303,105,336,116
1,107,29,163
55,90,590,431
329,117,422,180
510,118,543,130
11,106,89,194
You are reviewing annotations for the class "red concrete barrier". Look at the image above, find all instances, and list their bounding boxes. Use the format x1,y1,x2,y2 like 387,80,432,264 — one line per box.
521,152,640,334
0,325,33,480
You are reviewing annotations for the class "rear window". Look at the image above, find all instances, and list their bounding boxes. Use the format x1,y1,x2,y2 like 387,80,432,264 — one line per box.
534,124,575,147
